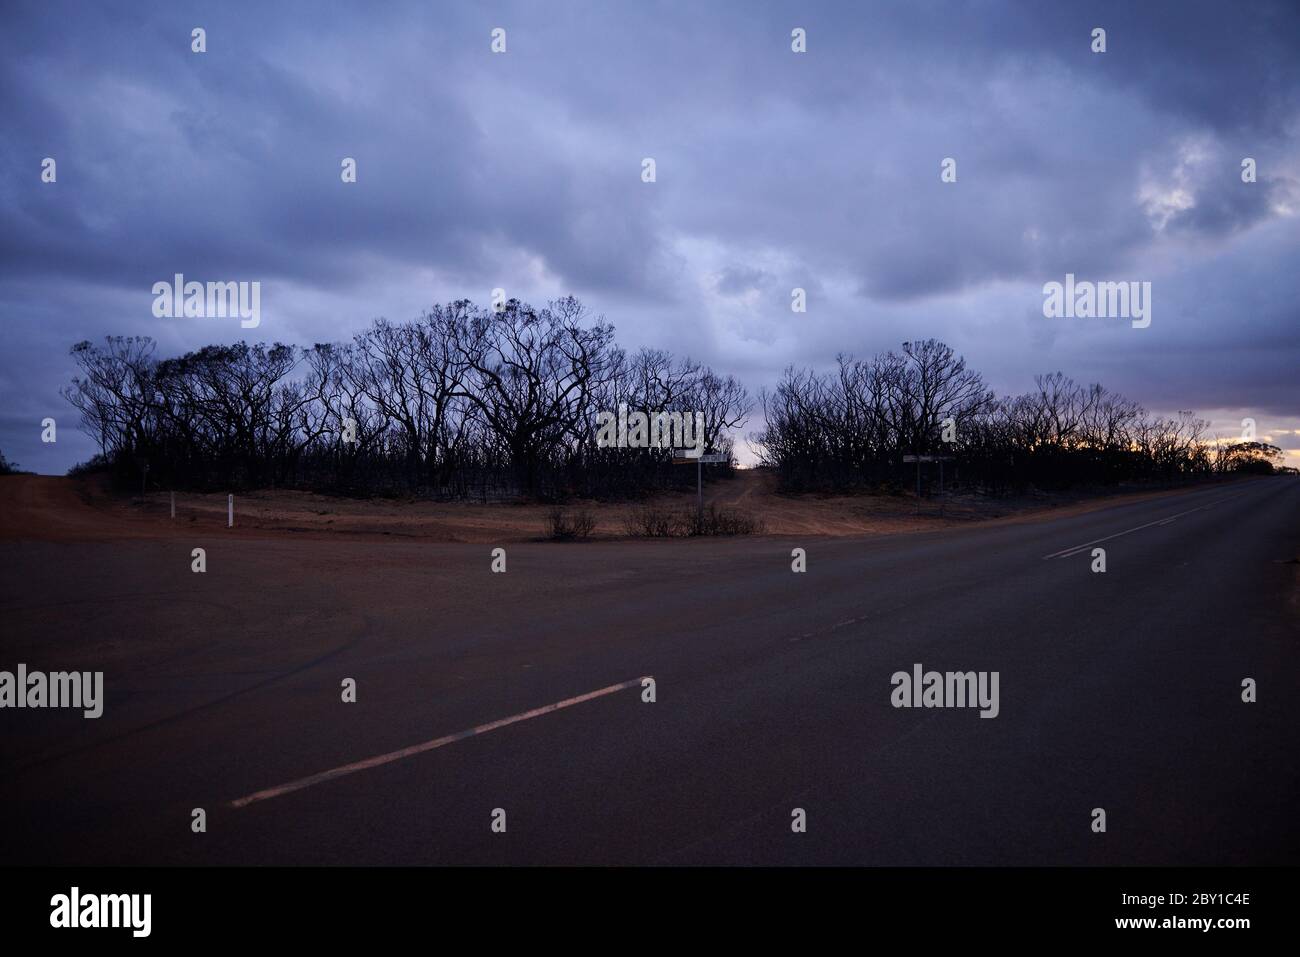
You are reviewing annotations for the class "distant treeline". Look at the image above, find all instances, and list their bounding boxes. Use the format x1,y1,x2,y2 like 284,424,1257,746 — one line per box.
755,340,1284,493
62,297,749,500
62,298,1282,500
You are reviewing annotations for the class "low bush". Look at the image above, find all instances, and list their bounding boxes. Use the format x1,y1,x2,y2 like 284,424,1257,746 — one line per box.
547,506,598,540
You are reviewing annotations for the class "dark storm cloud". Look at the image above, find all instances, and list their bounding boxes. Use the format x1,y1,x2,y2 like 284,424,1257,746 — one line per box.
1,0,1297,473
1165,168,1297,237
714,265,775,297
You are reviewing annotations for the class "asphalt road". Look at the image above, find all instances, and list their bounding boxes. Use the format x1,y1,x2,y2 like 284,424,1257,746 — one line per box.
2,477,1297,865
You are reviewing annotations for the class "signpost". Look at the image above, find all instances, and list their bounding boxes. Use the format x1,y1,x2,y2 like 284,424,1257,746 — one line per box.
671,451,729,520
902,454,955,514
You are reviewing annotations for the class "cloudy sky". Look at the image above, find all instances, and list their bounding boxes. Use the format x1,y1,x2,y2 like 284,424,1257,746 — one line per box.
2,0,1298,473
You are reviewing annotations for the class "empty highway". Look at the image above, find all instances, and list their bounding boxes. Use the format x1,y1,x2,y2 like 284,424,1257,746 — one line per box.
2,476,1296,865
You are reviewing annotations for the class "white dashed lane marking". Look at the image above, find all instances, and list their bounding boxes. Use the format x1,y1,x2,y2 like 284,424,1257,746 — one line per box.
229,676,650,809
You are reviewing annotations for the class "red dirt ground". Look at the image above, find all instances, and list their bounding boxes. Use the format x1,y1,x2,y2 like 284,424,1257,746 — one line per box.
0,471,1246,544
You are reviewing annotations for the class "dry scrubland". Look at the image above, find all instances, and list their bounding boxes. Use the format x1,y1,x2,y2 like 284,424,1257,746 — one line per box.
0,470,1250,544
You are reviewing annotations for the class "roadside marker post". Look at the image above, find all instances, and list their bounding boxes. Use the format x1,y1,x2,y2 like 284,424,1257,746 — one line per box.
170,491,175,520
228,494,233,528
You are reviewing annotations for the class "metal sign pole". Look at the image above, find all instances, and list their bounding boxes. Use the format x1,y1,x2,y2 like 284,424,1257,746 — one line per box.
672,452,727,522
904,454,954,516
697,458,703,522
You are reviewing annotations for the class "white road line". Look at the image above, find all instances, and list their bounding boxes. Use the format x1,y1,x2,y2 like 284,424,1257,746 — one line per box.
229,676,650,809
1040,497,1229,560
